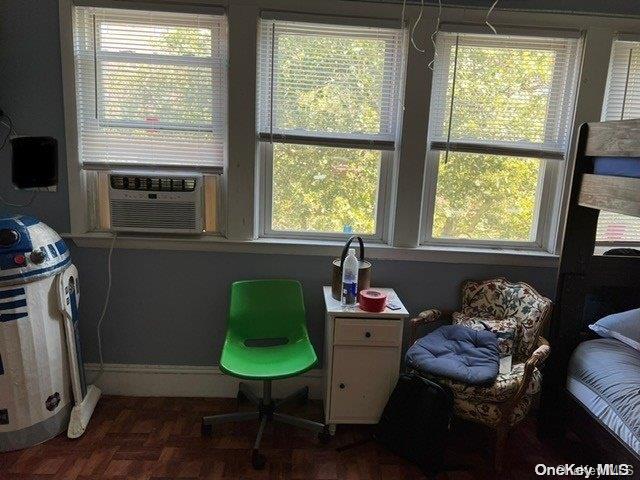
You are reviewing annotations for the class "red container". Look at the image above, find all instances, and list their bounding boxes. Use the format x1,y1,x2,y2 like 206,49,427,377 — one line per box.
359,289,388,313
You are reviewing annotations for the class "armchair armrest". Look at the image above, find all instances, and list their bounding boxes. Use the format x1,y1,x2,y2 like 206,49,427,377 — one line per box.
525,336,550,370
410,309,450,344
503,336,550,414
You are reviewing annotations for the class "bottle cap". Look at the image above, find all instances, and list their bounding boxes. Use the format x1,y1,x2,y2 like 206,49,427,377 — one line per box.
349,248,355,256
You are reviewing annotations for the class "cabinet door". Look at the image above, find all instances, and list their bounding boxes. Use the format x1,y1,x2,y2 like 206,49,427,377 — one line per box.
329,345,399,424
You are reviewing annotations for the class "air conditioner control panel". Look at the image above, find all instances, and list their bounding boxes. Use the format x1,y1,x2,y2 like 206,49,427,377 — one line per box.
110,174,197,192
110,190,193,201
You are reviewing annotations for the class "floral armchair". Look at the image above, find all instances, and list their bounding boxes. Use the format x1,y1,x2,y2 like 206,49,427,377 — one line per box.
410,278,552,471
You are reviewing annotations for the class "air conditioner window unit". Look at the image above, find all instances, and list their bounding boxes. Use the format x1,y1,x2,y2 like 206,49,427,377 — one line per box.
107,171,203,234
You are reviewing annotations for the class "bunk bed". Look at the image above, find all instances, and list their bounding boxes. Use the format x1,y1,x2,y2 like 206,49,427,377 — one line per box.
540,118,640,468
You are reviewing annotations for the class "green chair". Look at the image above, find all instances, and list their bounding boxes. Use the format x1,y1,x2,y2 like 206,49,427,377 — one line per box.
202,280,329,469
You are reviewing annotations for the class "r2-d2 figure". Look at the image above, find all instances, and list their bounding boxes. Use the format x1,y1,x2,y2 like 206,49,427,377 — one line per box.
0,215,99,451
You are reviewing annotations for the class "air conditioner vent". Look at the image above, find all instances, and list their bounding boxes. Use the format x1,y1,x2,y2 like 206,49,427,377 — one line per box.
110,201,197,230
107,171,203,234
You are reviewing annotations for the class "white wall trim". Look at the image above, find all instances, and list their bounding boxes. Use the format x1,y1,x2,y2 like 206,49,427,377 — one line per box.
84,363,324,399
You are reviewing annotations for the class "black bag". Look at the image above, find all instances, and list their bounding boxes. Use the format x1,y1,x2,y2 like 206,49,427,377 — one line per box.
374,372,454,475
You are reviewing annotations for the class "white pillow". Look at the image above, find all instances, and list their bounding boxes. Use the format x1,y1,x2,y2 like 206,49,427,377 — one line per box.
589,308,640,352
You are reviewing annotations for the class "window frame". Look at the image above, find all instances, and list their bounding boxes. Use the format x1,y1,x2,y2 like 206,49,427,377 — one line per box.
72,5,228,173
421,151,557,250
255,17,405,243
258,142,395,242
64,2,229,234
421,30,583,250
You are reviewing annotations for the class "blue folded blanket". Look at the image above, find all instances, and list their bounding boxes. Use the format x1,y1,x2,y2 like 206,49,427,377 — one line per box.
406,324,500,386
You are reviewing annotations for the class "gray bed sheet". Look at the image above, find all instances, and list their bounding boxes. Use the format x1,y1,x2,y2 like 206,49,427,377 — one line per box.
567,338,640,455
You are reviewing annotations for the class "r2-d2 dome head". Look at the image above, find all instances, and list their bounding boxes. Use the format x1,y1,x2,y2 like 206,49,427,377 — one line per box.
0,215,70,287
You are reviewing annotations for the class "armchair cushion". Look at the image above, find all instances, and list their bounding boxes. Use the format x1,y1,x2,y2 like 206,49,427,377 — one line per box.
430,362,542,403
453,313,517,357
406,325,500,385
459,278,551,360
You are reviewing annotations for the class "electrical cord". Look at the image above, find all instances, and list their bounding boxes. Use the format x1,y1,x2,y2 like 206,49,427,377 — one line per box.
400,0,407,112
427,0,443,70
0,114,13,150
400,0,427,55
410,0,426,53
92,233,117,384
486,0,500,34
401,0,498,70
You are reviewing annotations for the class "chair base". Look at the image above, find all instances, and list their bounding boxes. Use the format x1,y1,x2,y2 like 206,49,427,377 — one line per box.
202,381,329,470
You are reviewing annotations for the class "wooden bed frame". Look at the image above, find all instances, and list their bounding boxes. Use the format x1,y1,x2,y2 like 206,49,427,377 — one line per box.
539,118,640,468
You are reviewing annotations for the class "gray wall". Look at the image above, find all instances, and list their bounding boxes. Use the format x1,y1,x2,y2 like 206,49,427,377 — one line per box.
1,0,558,367
69,246,557,365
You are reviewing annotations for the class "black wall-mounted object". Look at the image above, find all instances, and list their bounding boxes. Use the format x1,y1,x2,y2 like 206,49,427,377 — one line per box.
11,136,58,189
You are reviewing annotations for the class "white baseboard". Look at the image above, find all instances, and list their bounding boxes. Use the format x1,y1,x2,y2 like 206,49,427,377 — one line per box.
83,363,323,399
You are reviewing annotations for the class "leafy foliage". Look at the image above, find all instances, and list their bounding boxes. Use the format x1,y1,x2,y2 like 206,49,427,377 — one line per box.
433,153,540,241
272,144,380,234
269,31,388,234
432,43,555,241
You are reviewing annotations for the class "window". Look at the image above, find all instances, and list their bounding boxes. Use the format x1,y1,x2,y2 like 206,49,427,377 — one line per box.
73,7,227,171
423,31,581,247
257,19,404,239
597,38,640,245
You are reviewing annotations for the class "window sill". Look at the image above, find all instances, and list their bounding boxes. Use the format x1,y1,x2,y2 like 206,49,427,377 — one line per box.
64,232,559,267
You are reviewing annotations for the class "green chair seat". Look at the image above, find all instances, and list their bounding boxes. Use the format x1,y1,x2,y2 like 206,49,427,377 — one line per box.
220,338,317,380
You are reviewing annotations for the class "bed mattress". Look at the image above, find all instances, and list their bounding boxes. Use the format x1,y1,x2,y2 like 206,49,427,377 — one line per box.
567,338,640,456
593,156,640,178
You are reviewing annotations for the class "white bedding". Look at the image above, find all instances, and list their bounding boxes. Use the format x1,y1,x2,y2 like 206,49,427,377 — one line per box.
567,338,640,456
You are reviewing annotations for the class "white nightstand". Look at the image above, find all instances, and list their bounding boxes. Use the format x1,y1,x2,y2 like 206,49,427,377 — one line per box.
322,286,409,434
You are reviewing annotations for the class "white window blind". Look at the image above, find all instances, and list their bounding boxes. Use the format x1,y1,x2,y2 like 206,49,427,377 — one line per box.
428,32,581,160
257,20,403,149
73,7,227,171
597,211,640,244
602,40,640,121
597,39,640,244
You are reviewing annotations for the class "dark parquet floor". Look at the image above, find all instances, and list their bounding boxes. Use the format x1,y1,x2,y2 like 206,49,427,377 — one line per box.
0,395,592,480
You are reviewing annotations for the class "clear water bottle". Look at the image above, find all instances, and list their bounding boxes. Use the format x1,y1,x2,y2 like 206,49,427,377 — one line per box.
341,248,359,307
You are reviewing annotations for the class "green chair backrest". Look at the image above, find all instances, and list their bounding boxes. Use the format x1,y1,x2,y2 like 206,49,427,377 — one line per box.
228,280,309,343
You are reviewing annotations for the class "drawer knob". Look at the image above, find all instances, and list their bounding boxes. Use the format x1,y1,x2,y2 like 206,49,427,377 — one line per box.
365,331,371,338
339,383,345,389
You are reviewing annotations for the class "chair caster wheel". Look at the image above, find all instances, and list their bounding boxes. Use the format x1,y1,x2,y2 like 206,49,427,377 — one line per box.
318,427,331,445
201,421,212,437
297,387,309,406
252,450,266,470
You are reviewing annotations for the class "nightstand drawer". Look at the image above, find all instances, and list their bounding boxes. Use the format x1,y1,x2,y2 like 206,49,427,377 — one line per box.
334,318,402,346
